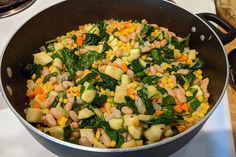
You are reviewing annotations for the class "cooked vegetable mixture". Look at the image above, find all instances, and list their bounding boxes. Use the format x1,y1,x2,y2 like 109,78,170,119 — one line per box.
25,19,210,148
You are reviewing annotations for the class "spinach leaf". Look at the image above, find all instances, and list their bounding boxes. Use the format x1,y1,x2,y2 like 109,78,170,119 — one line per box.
137,88,155,114
150,48,163,64
51,96,59,108
134,72,147,78
157,87,167,95
102,123,118,142
97,20,109,41
62,48,78,80
116,131,125,148
92,93,108,107
76,72,97,85
77,51,99,70
46,43,55,52
131,59,144,73
71,34,77,41
51,52,63,61
141,24,154,38
162,96,176,105
63,125,72,140
175,72,195,86
146,105,176,125
170,34,191,52
83,33,100,45
25,63,43,79
190,58,204,70
80,116,103,128
43,72,58,84
162,47,174,59
99,73,118,91
124,96,138,113
141,75,160,85
190,98,201,111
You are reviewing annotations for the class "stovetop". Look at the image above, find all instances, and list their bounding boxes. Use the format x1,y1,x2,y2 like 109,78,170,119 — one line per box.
0,0,235,156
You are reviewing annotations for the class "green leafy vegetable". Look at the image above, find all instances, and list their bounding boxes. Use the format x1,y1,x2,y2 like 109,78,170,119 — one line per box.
92,93,108,107
97,20,109,41
51,96,59,108
157,87,167,95
63,125,72,140
77,51,99,70
190,99,201,111
80,116,103,128
190,58,204,70
99,73,118,91
102,123,118,142
62,48,78,80
43,72,58,84
46,43,55,52
131,59,144,73
150,48,163,65
137,88,155,114
141,24,154,38
162,96,176,105
25,63,43,79
124,96,138,113
141,75,160,85
83,33,100,45
170,34,191,52
76,72,97,85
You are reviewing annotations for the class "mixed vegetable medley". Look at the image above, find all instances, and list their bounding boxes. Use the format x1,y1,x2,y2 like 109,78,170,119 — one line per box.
25,19,210,148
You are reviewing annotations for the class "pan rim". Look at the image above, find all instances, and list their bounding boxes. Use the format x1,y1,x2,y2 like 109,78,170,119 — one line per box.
0,0,229,153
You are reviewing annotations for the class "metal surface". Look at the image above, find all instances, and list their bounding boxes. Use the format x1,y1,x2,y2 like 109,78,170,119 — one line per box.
0,0,36,18
0,0,230,156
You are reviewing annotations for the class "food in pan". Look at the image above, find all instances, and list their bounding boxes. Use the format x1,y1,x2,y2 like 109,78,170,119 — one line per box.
25,19,210,148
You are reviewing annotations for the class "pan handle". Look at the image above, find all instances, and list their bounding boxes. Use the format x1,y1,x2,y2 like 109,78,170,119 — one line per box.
197,13,236,45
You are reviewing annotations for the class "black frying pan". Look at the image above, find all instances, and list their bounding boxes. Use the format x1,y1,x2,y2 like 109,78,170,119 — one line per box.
0,0,235,156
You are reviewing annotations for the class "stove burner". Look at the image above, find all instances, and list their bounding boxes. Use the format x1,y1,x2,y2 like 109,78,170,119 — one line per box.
0,0,36,18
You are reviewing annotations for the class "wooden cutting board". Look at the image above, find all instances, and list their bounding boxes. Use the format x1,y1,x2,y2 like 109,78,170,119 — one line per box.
215,0,236,144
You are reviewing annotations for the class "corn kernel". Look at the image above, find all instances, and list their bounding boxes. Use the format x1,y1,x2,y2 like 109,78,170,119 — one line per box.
169,83,175,89
43,109,49,114
63,99,69,104
110,141,116,147
141,55,147,61
96,129,101,139
170,45,175,49
196,69,202,75
197,95,204,102
32,74,36,80
186,91,193,97
184,83,189,90
57,116,68,126
110,91,115,96
92,63,98,68
49,66,54,72
59,97,63,102
197,75,203,80
198,112,205,118
92,138,98,145
108,98,113,103
105,103,111,110
73,93,77,97
167,78,173,83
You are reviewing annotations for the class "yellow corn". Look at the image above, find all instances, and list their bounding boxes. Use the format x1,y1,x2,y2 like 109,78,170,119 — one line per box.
170,45,175,49
197,95,204,102
92,63,98,68
59,97,63,103
43,109,49,114
110,141,116,147
105,103,111,110
197,75,203,80
63,99,69,104
167,78,173,83
196,69,202,75
110,91,115,96
135,140,143,146
95,129,101,139
185,91,193,97
184,83,189,90
57,116,68,126
141,55,147,61
169,83,175,89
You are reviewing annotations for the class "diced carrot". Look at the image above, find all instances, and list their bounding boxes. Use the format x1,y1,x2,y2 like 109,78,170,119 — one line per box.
76,37,83,47
38,93,47,101
181,103,189,112
26,89,35,97
179,54,188,62
113,63,119,68
34,87,43,95
174,105,182,113
176,101,183,106
100,107,106,113
127,87,134,96
32,102,40,109
120,63,128,72
155,110,163,116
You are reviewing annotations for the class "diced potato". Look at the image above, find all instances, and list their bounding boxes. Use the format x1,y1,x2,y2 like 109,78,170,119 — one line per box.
144,124,165,142
34,52,53,66
121,140,137,148
26,108,44,123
